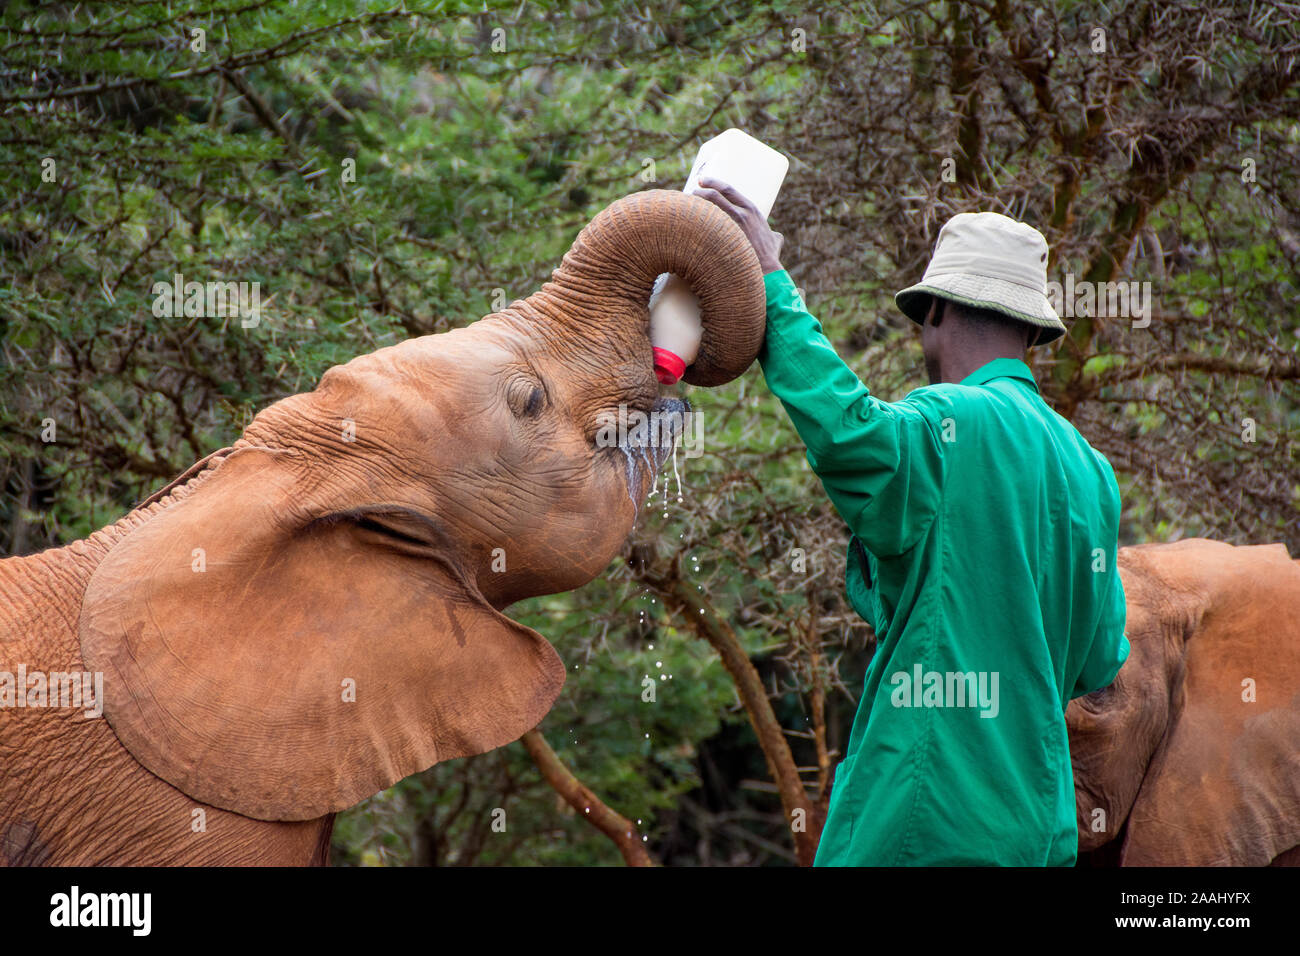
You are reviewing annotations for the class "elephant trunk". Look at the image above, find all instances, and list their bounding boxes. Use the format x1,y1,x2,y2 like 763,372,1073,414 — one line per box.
520,189,768,387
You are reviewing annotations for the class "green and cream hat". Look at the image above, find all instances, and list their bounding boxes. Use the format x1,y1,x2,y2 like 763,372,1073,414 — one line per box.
895,212,1067,346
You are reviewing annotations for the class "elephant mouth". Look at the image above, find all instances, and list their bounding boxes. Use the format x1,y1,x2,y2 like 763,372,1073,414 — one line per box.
610,396,691,508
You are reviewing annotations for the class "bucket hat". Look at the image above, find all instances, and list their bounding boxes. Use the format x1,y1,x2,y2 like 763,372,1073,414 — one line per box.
895,212,1066,346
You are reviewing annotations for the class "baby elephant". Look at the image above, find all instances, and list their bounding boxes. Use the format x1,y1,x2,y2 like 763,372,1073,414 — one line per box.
0,190,765,865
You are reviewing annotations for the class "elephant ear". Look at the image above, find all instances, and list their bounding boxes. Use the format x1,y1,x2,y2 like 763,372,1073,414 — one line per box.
79,444,565,823
1119,540,1300,865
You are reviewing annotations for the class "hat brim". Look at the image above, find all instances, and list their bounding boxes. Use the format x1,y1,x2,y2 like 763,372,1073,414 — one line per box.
895,274,1066,347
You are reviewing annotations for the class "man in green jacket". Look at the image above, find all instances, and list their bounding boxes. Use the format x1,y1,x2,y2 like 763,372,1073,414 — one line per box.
697,179,1130,866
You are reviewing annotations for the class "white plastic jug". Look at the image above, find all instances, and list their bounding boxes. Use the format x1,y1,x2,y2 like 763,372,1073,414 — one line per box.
649,129,789,384
683,128,789,219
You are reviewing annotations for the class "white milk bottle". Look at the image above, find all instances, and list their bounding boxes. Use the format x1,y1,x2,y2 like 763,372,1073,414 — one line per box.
649,129,789,384
648,274,702,384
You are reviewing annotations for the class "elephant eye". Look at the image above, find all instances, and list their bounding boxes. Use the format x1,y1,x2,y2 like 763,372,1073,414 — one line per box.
507,375,546,419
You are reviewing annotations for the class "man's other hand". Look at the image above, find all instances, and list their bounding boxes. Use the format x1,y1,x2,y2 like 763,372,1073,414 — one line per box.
694,177,784,275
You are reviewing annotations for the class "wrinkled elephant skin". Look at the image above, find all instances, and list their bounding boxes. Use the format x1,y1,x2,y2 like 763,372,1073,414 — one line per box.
1068,538,1300,866
0,191,765,865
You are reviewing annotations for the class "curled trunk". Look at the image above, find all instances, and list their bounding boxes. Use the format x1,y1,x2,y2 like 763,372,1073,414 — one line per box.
531,189,767,387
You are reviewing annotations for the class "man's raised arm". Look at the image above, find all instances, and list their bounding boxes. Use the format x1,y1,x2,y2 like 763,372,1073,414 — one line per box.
696,180,947,558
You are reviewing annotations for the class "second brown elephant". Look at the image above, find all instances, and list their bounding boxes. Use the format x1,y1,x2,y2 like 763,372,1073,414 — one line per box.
1068,537,1300,866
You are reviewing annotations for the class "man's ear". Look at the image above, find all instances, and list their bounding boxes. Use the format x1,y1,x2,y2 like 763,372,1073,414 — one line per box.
924,296,940,326
79,445,565,822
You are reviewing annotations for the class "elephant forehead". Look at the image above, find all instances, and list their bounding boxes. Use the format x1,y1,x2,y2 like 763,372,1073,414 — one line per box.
323,326,518,398
307,353,480,440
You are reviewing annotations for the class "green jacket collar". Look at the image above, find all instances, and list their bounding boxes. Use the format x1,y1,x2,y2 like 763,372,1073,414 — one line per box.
960,357,1039,393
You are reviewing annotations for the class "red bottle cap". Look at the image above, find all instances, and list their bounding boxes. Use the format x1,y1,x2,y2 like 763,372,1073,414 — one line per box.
653,347,687,385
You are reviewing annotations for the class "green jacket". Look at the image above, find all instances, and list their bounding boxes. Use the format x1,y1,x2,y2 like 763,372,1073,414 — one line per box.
758,269,1130,866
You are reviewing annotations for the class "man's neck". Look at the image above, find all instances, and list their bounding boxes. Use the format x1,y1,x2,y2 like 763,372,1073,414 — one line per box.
939,350,1023,385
